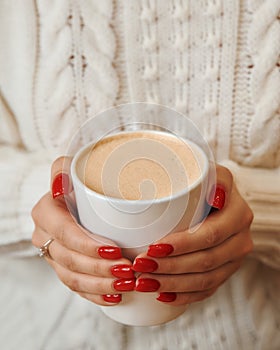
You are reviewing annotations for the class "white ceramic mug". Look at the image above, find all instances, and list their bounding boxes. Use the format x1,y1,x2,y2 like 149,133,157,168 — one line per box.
70,130,210,326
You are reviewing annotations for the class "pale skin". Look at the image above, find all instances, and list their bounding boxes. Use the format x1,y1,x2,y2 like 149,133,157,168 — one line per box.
32,156,254,306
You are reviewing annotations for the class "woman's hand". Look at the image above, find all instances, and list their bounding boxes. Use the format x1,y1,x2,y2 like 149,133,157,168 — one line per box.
32,157,135,306
132,165,254,305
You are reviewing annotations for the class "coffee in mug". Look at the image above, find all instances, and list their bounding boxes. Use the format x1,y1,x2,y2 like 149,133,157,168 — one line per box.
83,131,202,200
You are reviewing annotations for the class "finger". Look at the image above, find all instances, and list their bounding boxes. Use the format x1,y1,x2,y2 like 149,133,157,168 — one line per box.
32,192,119,257
135,260,242,294
147,185,253,257
33,227,133,277
78,292,122,306
51,156,73,199
136,229,252,274
47,258,132,295
156,287,218,306
207,165,233,209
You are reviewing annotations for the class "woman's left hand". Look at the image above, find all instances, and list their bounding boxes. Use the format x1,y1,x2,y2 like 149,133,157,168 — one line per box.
132,165,254,305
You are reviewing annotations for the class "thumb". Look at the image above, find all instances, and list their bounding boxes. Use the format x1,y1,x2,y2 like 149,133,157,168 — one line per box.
206,165,233,210
51,156,73,199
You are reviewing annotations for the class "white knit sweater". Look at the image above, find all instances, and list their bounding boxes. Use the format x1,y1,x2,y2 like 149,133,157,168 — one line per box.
0,1,279,349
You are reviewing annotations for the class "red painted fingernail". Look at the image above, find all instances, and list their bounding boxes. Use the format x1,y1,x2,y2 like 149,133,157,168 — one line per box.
52,173,70,198
111,264,135,279
147,244,174,258
209,185,225,210
133,258,158,273
135,278,160,292
98,246,122,260
103,294,122,303
113,278,136,291
156,292,177,303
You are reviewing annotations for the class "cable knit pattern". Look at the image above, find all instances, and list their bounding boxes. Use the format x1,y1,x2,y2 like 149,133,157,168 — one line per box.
187,0,224,155
79,0,118,119
34,0,118,154
123,0,238,158
140,0,159,104
0,2,280,349
171,0,189,114
34,0,75,152
231,0,280,167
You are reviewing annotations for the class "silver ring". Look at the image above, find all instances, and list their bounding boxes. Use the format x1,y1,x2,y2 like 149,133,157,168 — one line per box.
38,238,54,258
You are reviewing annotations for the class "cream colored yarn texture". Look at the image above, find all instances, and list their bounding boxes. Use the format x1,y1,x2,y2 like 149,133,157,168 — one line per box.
0,1,279,349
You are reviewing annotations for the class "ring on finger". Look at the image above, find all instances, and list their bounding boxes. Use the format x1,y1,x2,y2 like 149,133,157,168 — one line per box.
38,238,54,259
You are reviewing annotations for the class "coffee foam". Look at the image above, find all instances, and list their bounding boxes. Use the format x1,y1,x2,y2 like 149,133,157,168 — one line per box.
82,132,202,200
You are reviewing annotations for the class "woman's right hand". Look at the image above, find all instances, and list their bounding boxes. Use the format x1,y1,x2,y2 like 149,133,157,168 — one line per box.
31,157,135,306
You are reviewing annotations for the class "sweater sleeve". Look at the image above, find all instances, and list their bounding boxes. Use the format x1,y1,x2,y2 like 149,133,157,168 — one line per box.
221,160,280,270
0,146,51,256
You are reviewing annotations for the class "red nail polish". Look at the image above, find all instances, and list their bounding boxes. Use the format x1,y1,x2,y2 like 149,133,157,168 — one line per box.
98,246,122,260
113,278,136,291
111,265,135,279
147,244,174,258
133,258,158,273
52,173,70,199
135,278,160,292
103,294,122,303
156,292,177,303
211,185,225,210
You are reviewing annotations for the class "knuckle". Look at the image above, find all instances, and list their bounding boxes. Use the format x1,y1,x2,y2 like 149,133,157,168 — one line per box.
80,237,92,255
199,274,215,291
31,230,38,247
165,257,178,274
67,275,80,292
31,194,50,224
91,278,110,294
31,200,42,223
91,260,102,276
164,277,177,292
51,156,66,172
56,224,67,244
205,223,221,247
31,205,37,221
56,220,72,244
199,277,213,290
63,252,76,271
245,208,254,226
201,253,216,271
56,270,67,287
223,167,234,183
247,238,254,253
243,237,254,256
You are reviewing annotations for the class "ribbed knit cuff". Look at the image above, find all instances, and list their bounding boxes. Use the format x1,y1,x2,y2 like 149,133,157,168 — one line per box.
220,160,280,270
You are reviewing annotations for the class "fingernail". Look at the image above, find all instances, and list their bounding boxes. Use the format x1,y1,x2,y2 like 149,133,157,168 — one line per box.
135,278,160,292
113,278,136,291
209,185,225,210
147,244,174,258
98,246,122,260
156,292,177,303
111,264,135,279
103,294,122,303
133,258,158,273
52,173,70,198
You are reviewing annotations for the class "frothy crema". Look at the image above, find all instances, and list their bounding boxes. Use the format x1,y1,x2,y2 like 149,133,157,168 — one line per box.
82,131,202,200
